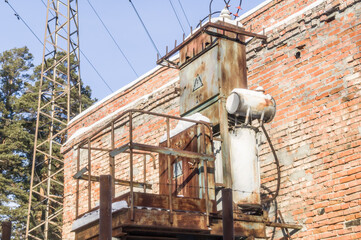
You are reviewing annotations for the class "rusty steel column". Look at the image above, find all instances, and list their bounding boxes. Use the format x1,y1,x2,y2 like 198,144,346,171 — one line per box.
2,221,11,240
100,175,112,240
222,188,234,240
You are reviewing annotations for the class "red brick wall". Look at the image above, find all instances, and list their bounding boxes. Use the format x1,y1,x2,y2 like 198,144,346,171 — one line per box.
67,66,179,138
62,67,180,239
62,0,361,239
243,0,361,239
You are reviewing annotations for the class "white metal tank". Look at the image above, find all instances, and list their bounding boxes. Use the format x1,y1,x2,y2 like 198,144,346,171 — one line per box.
229,127,261,205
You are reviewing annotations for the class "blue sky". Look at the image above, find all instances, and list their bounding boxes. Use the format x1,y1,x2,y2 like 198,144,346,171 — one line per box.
0,0,265,101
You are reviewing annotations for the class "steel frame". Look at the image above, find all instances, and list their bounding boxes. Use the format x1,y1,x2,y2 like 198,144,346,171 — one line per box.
74,109,214,225
26,0,81,239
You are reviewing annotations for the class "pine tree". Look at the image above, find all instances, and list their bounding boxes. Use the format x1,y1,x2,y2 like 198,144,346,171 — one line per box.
0,47,96,239
0,47,34,239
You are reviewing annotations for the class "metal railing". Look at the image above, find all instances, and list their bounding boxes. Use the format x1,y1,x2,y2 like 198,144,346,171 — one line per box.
74,109,214,225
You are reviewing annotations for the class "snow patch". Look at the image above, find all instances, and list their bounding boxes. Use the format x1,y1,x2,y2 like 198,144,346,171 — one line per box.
64,76,179,146
68,54,180,126
159,113,210,143
71,200,128,231
232,88,273,100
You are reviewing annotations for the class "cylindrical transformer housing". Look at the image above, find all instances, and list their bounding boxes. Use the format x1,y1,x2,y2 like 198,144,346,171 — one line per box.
226,88,276,123
230,127,261,206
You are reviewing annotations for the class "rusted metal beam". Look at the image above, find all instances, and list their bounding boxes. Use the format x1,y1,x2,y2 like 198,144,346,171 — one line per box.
110,142,215,161
132,143,215,161
77,109,212,148
109,144,130,158
265,222,303,230
110,122,115,198
222,188,234,240
156,21,266,66
79,146,112,151
76,147,80,218
2,221,11,240
166,117,173,224
278,210,291,238
88,139,92,211
207,22,267,40
77,174,152,189
99,175,112,240
129,112,134,221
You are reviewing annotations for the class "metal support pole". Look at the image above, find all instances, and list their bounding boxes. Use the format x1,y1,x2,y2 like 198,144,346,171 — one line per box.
219,97,232,188
129,112,134,221
76,147,80,217
222,188,234,240
26,1,82,236
202,124,210,227
143,154,147,193
88,139,92,211
100,175,112,240
2,221,11,240
110,122,115,198
166,117,173,224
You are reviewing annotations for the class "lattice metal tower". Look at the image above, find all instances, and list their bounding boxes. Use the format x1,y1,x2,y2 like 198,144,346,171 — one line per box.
26,0,81,239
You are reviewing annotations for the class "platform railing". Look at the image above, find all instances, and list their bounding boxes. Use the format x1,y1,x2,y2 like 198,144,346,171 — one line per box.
74,109,214,225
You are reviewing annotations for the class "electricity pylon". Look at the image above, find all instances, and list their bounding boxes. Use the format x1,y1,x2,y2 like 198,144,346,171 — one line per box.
25,0,81,239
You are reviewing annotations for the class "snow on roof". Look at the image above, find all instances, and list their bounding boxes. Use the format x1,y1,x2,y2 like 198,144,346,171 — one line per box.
68,53,179,126
159,113,210,143
64,76,179,145
67,1,273,127
71,200,128,231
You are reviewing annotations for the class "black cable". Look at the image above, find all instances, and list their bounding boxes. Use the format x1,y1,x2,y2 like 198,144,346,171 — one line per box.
129,0,161,56
209,0,214,16
236,0,243,14
38,0,113,93
196,11,221,28
223,0,231,9
234,0,243,19
261,124,281,203
80,50,114,93
5,0,48,51
86,0,139,77
177,0,191,28
168,0,185,34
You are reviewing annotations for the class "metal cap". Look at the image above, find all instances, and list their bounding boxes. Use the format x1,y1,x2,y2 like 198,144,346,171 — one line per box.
226,92,240,115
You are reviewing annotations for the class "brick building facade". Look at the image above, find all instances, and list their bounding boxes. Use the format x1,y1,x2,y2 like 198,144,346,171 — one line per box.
62,0,361,239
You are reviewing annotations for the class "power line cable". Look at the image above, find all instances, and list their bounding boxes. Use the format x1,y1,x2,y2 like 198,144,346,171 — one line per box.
7,0,113,93
224,0,231,8
177,0,191,28
86,0,139,77
128,0,161,56
80,50,114,93
38,0,114,93
5,0,48,52
168,0,185,34
233,0,243,19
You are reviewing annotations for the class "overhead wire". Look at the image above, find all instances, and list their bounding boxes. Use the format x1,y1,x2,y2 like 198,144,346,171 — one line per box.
168,0,185,34
86,0,139,78
38,0,114,93
80,51,114,93
224,0,231,8
128,0,161,56
234,0,243,19
5,0,49,52
177,0,191,28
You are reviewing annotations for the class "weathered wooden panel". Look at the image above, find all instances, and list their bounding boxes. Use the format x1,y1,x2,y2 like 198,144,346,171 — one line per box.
159,125,200,198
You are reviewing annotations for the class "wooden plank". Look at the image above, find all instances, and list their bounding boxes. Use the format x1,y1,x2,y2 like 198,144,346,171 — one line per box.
75,208,208,239
75,207,269,239
133,192,217,213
